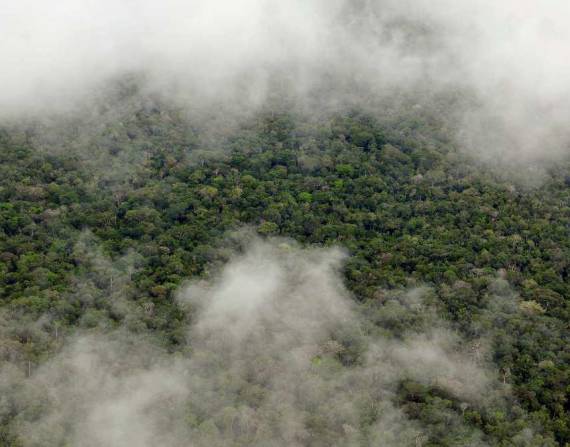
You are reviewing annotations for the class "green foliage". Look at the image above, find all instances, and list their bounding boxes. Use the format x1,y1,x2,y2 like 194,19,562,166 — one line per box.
0,101,568,445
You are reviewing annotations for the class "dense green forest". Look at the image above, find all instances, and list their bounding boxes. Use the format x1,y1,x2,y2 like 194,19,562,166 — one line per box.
0,91,569,446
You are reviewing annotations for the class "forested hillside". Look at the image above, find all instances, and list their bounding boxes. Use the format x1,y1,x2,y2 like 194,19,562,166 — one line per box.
0,92,568,446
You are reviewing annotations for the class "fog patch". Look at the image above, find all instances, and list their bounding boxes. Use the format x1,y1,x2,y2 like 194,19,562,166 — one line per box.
0,239,517,445
1,1,569,165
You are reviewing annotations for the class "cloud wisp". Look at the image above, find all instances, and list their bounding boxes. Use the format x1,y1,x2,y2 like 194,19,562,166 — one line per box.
1,1,570,162
1,239,509,446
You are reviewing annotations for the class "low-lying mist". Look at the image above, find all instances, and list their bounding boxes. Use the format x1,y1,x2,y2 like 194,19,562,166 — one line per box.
2,239,527,446
1,0,569,164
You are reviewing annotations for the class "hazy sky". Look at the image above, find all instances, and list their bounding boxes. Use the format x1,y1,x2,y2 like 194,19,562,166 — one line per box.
1,0,569,160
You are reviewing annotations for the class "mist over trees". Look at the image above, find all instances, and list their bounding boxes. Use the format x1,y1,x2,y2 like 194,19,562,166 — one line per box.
1,0,570,163
1,98,568,445
1,1,569,446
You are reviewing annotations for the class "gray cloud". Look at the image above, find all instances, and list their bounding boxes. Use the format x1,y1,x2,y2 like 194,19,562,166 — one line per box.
1,239,512,446
1,1,569,162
